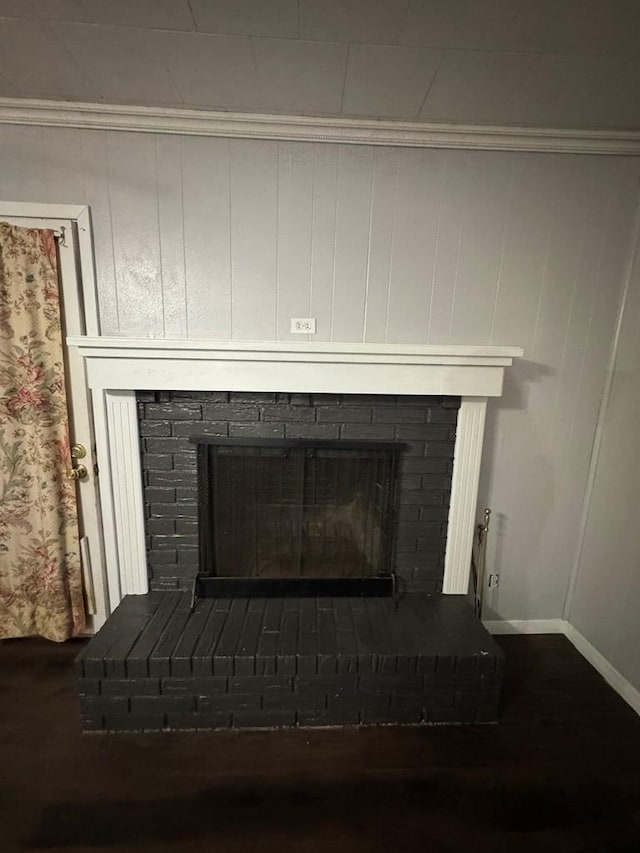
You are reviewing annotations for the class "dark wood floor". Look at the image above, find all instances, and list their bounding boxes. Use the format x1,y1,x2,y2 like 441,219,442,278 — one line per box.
1,634,639,853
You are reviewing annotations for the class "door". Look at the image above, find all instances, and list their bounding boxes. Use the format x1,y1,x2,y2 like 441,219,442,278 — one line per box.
0,208,108,632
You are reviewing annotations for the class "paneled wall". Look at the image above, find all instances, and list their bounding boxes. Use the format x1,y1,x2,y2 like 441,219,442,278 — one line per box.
0,124,638,621
567,233,640,695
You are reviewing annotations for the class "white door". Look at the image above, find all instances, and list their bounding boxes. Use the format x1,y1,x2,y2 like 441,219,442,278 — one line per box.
0,206,109,631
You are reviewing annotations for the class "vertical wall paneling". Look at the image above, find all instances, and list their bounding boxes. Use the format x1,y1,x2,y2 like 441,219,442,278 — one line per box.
156,135,187,338
489,155,559,346
0,125,45,200
229,139,278,340
42,127,87,204
2,122,640,624
564,182,640,643
105,132,164,337
426,149,470,343
386,149,445,344
449,151,515,345
541,165,618,587
309,143,339,340
331,146,373,342
486,157,596,617
478,155,560,601
79,130,119,336
182,136,232,339
481,158,639,621
276,142,314,340
567,207,640,694
362,147,397,342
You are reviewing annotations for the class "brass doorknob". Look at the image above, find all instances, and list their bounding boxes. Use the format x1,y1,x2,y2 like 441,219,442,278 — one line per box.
71,444,87,459
67,463,88,481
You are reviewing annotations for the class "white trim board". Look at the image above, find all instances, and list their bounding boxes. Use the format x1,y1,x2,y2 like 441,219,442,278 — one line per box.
68,337,523,397
482,619,566,635
483,618,640,718
0,202,100,335
2,97,640,156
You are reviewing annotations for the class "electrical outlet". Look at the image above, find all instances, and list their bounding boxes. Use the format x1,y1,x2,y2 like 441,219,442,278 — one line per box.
290,317,316,334
488,574,500,588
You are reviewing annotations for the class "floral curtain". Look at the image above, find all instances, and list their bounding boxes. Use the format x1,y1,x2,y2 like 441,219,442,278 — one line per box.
0,223,85,641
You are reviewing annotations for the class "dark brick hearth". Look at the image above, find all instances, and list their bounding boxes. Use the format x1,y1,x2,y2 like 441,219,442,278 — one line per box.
137,391,459,593
77,592,503,732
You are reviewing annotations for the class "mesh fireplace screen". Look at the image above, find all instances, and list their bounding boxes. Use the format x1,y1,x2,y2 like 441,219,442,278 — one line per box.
194,439,402,580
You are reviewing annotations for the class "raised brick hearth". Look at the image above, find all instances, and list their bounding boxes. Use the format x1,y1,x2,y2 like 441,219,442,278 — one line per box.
77,592,503,732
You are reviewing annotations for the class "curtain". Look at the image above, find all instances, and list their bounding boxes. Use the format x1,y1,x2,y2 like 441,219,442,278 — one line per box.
0,223,85,641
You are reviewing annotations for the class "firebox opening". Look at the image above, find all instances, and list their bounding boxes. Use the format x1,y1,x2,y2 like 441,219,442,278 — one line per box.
192,438,404,596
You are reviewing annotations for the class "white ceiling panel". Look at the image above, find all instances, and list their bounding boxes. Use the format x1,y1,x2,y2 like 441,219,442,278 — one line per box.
0,19,98,98
0,0,639,129
0,0,196,29
400,0,517,50
343,44,441,119
251,38,348,114
500,0,639,58
190,0,299,39
504,54,640,129
420,51,538,123
84,0,195,31
51,22,182,104
606,0,640,59
155,32,260,110
299,0,410,45
0,1,92,21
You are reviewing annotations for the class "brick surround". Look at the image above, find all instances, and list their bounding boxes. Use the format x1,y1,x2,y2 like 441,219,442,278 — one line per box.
137,391,459,593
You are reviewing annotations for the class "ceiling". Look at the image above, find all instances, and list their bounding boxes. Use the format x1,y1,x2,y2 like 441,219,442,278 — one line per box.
0,0,639,130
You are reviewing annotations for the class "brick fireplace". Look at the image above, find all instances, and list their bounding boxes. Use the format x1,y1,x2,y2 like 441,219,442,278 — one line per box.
137,390,459,595
69,337,521,731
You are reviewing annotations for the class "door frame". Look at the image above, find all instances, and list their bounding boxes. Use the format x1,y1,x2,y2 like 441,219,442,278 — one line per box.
0,201,109,630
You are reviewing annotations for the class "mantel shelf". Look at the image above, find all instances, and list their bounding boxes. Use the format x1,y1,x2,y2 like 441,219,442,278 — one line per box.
68,336,523,366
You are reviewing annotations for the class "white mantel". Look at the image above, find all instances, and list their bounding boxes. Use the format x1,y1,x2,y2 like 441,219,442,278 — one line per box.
68,336,522,612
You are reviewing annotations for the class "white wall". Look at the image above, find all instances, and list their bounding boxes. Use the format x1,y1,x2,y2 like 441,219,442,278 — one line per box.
566,221,640,694
1,124,639,621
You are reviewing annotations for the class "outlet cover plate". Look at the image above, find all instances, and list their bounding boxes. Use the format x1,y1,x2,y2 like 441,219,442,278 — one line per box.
290,317,317,334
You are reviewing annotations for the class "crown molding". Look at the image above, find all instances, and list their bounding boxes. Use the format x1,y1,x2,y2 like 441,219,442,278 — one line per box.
1,97,640,155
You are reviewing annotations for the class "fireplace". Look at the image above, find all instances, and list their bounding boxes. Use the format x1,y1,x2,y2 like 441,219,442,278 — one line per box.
194,437,402,596
70,338,521,732
67,337,522,611
136,390,458,597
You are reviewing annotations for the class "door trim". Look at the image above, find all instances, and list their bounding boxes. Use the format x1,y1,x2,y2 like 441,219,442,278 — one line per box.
0,202,107,629
0,202,100,335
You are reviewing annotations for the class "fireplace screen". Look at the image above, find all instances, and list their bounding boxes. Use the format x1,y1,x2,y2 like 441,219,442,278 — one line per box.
193,438,402,591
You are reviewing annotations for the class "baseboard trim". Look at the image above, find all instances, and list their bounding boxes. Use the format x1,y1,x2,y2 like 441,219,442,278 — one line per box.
482,618,566,635
563,623,640,717
484,618,640,717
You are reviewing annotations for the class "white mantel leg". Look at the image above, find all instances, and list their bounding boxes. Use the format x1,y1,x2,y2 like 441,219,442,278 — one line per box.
101,390,149,603
442,396,488,594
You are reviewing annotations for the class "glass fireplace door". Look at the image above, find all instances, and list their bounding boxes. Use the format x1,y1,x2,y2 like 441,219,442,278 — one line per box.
195,439,401,583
